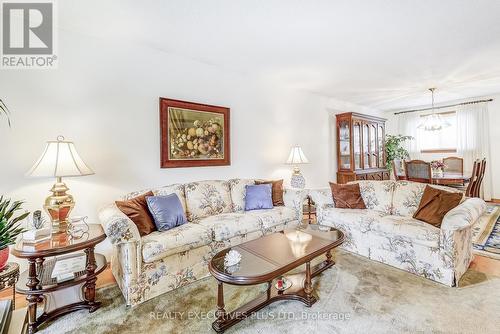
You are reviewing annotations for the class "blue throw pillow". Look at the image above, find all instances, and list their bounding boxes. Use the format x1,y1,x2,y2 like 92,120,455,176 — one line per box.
146,194,187,231
245,184,274,211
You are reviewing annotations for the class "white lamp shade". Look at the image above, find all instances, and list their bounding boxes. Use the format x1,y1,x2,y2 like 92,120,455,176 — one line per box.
26,136,94,177
286,146,309,164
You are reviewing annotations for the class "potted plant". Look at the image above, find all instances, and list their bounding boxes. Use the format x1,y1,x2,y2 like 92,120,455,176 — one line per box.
0,197,29,270
385,134,413,174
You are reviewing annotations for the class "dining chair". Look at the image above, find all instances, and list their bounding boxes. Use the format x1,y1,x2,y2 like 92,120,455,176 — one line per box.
443,156,464,174
472,159,486,198
392,159,407,180
405,160,432,183
465,159,480,197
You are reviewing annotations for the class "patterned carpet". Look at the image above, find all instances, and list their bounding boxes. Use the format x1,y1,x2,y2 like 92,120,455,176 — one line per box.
38,250,500,334
472,205,500,259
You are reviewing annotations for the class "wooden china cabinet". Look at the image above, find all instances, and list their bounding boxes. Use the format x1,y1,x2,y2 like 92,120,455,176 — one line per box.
336,112,389,184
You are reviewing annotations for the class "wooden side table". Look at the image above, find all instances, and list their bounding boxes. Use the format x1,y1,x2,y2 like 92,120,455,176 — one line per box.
11,225,106,334
0,262,19,311
303,196,316,224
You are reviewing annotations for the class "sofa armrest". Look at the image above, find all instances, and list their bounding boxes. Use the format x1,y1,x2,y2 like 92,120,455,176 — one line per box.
283,188,308,220
98,203,141,245
439,198,486,285
440,198,487,233
309,188,334,224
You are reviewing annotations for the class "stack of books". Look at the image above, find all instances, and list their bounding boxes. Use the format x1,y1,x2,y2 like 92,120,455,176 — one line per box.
22,228,51,244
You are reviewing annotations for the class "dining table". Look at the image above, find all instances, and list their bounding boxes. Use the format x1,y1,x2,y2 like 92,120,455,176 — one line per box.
431,172,470,186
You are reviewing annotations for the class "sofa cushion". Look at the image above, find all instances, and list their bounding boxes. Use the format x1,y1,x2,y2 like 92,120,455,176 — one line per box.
375,215,440,248
184,180,232,221
255,179,284,206
320,207,439,248
351,180,395,215
228,179,255,212
245,184,274,211
146,194,187,231
115,191,156,236
392,181,463,217
245,206,297,229
124,184,187,215
413,185,462,228
197,213,262,241
322,207,388,230
330,182,366,209
141,223,212,263
154,184,187,214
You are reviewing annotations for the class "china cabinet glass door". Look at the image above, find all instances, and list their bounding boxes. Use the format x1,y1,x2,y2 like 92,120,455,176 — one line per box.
339,120,351,169
378,125,384,167
353,122,361,169
370,124,377,167
363,124,370,169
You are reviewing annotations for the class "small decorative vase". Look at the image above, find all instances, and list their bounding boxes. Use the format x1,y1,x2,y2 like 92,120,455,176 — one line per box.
0,247,9,271
432,169,443,177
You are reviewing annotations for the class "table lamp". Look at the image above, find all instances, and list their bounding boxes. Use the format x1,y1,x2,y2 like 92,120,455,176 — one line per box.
26,136,94,233
286,145,309,189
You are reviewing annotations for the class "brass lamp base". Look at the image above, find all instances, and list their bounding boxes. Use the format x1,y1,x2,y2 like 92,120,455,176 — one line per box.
44,177,74,234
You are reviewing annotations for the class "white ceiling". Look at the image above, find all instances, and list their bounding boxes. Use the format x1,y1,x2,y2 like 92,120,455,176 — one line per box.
60,0,500,111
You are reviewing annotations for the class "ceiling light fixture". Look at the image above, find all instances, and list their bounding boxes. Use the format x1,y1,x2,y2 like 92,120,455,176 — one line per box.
417,88,451,131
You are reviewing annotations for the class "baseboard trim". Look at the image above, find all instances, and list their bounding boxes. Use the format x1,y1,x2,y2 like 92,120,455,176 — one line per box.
490,198,500,203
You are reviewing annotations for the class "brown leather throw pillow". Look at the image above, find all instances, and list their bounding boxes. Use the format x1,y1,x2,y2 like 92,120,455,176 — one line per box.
255,179,284,206
115,191,156,236
413,185,462,228
329,182,366,209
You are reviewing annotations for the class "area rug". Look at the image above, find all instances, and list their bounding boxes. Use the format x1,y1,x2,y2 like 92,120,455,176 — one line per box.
472,204,500,259
37,250,500,334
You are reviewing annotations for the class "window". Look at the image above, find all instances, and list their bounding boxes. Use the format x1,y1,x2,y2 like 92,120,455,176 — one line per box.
419,111,457,153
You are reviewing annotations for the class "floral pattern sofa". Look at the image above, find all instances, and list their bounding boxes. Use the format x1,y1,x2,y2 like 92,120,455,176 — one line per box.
309,180,486,286
98,179,307,307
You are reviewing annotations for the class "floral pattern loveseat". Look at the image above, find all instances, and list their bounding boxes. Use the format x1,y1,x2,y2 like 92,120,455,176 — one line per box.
309,180,486,286
98,179,307,307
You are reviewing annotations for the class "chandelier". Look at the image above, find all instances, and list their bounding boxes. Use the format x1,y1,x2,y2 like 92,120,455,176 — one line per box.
417,88,451,131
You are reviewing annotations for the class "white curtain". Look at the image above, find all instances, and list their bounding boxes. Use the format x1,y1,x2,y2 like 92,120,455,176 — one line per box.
396,111,422,160
456,102,492,200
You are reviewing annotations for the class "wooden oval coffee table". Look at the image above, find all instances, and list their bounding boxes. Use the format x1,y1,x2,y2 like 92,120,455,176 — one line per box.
208,224,344,333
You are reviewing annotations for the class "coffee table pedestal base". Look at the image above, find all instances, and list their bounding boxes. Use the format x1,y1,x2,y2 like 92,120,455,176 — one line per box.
212,258,333,333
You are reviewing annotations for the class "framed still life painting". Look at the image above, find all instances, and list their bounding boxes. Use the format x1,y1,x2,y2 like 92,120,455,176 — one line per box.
160,98,230,168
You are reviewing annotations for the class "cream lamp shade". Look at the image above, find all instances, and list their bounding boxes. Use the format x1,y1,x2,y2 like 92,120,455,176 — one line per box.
26,136,93,234
286,146,309,165
26,136,94,177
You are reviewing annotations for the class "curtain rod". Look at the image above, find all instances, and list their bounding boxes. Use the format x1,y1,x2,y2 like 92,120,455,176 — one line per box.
393,98,493,115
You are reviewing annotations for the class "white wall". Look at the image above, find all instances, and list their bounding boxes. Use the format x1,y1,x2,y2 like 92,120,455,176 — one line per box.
385,94,500,199
0,26,341,265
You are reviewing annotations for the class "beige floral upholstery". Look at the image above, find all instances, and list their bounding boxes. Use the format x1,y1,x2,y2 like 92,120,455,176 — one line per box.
310,180,486,286
246,206,296,229
375,216,440,248
141,224,212,263
197,213,261,241
154,184,187,214
184,180,232,221
392,181,463,217
352,180,395,214
228,179,255,212
99,178,307,307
